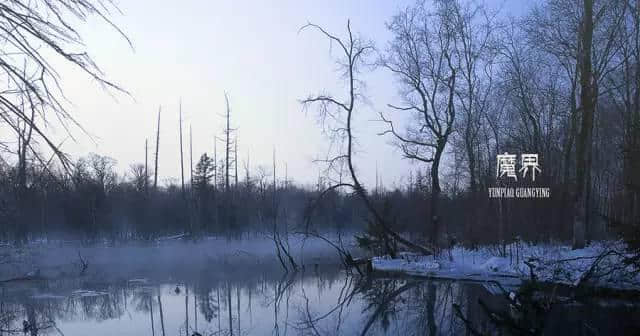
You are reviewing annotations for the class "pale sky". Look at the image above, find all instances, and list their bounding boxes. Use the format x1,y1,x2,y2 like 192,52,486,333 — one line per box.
48,0,526,188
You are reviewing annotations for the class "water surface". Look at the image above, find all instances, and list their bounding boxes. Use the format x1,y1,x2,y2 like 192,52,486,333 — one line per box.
1,239,639,335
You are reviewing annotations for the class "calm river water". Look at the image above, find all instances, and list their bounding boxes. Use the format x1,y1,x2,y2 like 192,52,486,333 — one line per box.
1,239,639,335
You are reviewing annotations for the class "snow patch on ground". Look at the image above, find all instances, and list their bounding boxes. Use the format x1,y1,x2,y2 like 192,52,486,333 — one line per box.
71,290,109,297
372,241,640,290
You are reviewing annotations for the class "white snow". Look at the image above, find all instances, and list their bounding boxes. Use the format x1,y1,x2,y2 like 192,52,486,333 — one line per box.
371,241,640,290
480,257,512,273
71,290,109,297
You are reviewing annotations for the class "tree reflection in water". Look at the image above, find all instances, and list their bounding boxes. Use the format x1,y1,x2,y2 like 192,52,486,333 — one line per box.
0,270,639,335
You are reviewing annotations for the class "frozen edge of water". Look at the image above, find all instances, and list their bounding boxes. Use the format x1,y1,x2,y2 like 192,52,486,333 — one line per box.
371,241,640,291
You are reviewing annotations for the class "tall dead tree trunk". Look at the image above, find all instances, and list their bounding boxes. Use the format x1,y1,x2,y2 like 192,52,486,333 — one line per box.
154,106,161,190
213,136,218,192
245,150,251,184
213,135,219,231
189,125,194,235
224,93,232,193
180,99,185,196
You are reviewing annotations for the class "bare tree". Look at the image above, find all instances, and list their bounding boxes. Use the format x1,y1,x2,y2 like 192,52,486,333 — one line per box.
451,0,500,193
379,1,458,247
0,0,130,240
0,0,131,171
89,153,117,194
154,106,161,190
525,0,581,186
130,163,147,193
224,92,234,193
301,20,432,256
180,99,185,196
608,0,640,231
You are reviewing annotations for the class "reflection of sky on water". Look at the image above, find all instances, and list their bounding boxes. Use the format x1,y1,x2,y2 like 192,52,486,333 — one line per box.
2,268,368,336
2,267,640,335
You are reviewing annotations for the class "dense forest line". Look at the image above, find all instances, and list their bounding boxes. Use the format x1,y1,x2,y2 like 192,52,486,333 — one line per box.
0,152,368,241
0,149,596,247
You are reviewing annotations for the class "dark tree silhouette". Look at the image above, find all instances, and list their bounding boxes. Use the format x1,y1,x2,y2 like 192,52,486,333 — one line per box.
301,20,433,256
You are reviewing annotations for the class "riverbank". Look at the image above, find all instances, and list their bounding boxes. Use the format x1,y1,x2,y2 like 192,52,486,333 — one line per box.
371,241,640,290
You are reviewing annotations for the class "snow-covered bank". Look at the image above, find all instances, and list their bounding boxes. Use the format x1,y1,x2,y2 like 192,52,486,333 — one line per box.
372,241,640,290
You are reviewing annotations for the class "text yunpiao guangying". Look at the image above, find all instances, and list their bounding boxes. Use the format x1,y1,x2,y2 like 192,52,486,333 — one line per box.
488,187,551,198
489,152,551,198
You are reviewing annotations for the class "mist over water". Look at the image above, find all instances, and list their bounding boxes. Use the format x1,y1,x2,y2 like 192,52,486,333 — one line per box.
1,237,639,336
0,235,349,282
